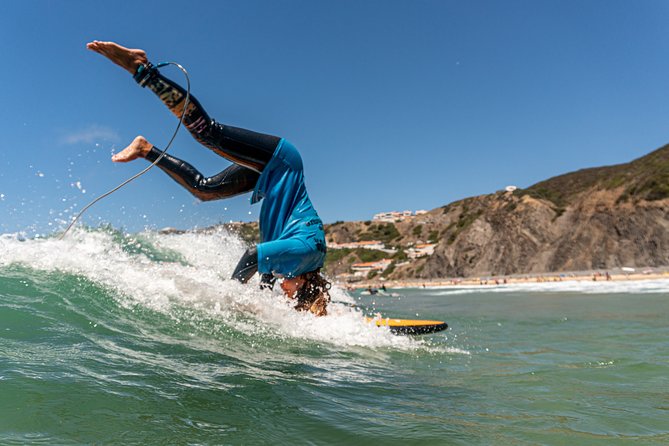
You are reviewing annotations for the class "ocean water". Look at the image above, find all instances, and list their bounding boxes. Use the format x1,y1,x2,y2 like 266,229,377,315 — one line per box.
1,227,668,445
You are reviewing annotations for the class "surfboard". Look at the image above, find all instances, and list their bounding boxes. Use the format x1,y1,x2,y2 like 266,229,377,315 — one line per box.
366,317,448,335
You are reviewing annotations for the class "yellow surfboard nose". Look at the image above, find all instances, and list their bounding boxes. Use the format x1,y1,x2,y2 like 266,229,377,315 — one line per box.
366,317,448,335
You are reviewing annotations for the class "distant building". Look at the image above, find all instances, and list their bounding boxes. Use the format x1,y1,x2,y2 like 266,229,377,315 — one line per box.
505,185,518,192
415,210,428,215
336,274,364,283
351,259,393,276
329,240,386,250
373,211,403,222
407,243,437,259
373,210,424,222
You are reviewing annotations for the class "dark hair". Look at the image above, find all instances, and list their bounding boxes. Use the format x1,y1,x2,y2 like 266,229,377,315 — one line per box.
294,269,331,315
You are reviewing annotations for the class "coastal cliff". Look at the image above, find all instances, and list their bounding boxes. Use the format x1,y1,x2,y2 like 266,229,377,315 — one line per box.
323,143,669,279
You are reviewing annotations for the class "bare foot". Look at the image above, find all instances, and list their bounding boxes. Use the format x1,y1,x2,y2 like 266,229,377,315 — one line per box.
112,136,153,163
86,40,148,75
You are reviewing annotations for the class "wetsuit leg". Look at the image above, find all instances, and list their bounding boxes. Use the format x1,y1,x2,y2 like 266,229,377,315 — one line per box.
232,246,259,283
135,63,280,173
230,246,276,289
145,147,259,201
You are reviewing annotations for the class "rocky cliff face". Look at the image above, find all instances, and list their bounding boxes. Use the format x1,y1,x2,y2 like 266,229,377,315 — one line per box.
406,190,669,279
325,143,669,279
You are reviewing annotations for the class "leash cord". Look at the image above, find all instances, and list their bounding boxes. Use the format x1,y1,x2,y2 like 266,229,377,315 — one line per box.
59,62,190,240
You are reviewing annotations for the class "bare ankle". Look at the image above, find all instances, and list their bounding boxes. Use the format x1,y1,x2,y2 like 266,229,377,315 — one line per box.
135,136,152,156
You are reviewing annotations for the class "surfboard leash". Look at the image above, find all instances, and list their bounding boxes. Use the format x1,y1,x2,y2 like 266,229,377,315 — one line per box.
59,62,190,240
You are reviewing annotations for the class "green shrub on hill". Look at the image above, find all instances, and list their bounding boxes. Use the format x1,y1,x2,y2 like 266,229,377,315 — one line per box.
323,248,389,274
393,249,408,261
382,261,396,277
358,223,400,244
325,248,351,265
446,208,483,245
357,249,389,263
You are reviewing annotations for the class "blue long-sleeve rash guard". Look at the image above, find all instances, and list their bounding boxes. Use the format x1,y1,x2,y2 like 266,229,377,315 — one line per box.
251,139,326,278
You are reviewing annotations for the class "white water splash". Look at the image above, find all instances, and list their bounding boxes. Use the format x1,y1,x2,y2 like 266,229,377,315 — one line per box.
426,278,669,295
71,181,86,194
0,228,434,351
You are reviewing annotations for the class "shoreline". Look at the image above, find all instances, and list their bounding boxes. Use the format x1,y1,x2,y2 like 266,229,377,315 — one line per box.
341,268,669,290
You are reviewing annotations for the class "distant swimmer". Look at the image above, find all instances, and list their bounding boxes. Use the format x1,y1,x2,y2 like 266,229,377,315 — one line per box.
87,41,330,316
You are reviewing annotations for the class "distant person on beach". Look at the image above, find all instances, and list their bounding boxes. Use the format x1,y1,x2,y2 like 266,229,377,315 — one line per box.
87,41,330,316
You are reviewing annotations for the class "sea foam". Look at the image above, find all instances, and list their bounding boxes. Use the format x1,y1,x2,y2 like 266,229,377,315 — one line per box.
0,228,430,351
428,278,669,295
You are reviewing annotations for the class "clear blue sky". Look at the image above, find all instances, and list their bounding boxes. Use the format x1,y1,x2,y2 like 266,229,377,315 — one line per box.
2,0,669,235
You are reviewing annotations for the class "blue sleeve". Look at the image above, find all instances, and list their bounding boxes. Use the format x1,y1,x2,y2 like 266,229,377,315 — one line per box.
257,238,324,278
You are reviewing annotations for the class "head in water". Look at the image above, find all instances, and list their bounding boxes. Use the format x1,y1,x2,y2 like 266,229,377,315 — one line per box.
280,269,331,316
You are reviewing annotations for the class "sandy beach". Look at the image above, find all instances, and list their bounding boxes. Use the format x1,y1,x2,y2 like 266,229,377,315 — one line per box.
343,267,669,290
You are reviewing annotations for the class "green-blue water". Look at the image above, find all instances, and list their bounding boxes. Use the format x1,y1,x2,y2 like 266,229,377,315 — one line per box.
1,229,668,445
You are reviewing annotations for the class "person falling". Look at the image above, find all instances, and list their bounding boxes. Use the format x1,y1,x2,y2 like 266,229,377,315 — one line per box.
87,41,330,316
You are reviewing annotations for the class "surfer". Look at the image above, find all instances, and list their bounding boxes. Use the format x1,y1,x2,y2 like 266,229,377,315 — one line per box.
87,41,330,316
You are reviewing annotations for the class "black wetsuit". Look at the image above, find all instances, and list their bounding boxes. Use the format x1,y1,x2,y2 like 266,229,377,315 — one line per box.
134,63,278,286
